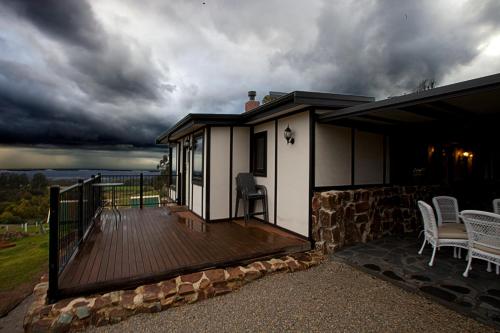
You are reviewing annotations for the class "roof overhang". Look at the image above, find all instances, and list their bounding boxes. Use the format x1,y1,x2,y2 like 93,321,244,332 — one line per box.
156,91,374,143
318,73,500,132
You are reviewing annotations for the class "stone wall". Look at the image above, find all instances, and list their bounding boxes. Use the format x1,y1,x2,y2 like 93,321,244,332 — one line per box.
312,185,441,254
24,252,323,332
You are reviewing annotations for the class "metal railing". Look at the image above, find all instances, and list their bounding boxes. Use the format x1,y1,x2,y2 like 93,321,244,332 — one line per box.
47,173,177,302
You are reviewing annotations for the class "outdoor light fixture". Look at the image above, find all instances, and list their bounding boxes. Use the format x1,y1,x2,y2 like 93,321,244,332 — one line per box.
284,125,294,144
461,151,473,159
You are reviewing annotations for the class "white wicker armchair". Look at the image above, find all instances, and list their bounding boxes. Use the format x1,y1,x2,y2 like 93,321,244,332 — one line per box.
417,201,468,266
461,210,500,277
493,199,500,215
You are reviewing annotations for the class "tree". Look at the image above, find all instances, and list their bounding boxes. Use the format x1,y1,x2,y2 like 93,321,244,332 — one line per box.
415,79,436,93
31,173,49,195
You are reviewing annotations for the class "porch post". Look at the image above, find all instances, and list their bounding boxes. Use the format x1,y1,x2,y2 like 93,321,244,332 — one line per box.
140,172,144,209
48,186,60,303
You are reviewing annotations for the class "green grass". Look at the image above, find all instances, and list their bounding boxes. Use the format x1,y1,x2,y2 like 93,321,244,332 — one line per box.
0,233,48,291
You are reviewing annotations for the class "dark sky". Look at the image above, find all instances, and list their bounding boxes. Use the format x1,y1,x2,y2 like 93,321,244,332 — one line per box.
0,0,500,167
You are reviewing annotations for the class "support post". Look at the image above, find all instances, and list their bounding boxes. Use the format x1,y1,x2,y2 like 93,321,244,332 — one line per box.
48,186,60,303
77,179,84,239
140,173,144,209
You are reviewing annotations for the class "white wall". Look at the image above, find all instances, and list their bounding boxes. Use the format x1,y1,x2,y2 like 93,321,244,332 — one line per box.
315,124,352,187
254,122,276,224
210,127,231,220
232,127,250,218
354,130,384,185
192,184,203,217
276,111,310,236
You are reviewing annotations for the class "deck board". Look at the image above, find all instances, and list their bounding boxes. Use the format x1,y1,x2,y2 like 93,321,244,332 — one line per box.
59,207,309,296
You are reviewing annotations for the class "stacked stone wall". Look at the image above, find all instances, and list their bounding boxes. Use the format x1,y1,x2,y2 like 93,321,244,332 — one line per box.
312,185,441,253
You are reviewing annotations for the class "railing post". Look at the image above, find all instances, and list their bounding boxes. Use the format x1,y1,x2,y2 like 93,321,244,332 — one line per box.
140,173,144,209
90,175,95,214
48,186,60,303
77,179,84,239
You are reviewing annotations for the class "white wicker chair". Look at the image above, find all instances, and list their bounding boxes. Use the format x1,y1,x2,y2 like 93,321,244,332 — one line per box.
461,210,500,277
493,199,500,215
433,196,460,225
432,196,463,258
417,201,468,266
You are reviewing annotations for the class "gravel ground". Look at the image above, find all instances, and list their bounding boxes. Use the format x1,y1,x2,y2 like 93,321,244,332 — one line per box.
0,294,33,333
89,259,496,333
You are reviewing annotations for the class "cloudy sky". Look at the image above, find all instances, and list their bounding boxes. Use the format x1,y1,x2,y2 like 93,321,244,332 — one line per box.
1,0,499,169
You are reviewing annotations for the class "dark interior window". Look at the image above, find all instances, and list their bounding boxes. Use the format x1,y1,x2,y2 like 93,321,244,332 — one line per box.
252,131,267,177
170,145,177,188
192,132,204,185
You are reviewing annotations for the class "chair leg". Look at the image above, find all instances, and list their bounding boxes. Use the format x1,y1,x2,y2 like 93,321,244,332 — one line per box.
234,195,239,220
453,247,457,258
487,262,492,273
418,238,427,255
262,197,269,222
243,199,248,225
496,264,499,275
458,248,462,259
429,245,437,267
463,255,473,277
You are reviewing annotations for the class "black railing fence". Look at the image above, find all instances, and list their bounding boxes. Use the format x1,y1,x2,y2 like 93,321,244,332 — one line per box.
48,173,177,302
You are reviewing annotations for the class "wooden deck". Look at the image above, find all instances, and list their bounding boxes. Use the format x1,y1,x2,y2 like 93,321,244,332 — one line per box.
59,207,309,297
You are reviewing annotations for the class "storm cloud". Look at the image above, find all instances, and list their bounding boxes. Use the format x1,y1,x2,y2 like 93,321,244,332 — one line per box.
1,0,500,148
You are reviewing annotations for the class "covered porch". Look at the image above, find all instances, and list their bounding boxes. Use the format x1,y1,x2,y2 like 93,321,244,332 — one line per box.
57,206,309,298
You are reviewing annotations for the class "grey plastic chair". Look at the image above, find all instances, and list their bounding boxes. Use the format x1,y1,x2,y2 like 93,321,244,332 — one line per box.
234,173,269,223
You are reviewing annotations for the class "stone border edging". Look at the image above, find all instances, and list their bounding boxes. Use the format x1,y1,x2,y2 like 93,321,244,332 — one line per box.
24,251,324,332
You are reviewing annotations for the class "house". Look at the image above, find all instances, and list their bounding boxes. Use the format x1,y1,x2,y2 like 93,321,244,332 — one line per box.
156,73,500,247
46,73,500,301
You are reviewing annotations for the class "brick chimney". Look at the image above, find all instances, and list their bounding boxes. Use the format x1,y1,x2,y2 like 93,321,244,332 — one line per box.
245,91,260,112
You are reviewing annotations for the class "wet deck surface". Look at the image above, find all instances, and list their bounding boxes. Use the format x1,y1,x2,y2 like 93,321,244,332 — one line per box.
59,207,309,296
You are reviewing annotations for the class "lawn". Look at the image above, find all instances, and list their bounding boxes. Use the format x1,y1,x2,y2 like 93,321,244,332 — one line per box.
0,234,48,291
0,233,48,316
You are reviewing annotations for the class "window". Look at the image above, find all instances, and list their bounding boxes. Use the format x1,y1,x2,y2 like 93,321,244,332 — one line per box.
251,131,267,177
170,145,177,188
192,132,204,185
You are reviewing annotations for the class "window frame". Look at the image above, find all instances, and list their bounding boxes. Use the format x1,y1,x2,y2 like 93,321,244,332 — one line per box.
251,131,267,177
192,131,204,186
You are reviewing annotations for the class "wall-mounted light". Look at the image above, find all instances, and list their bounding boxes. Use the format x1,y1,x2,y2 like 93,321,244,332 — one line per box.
461,151,473,159
284,125,295,144
184,138,191,150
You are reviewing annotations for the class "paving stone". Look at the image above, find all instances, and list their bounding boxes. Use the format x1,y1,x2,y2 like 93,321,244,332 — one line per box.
363,263,381,271
410,274,431,282
382,270,404,281
479,296,500,310
419,286,457,302
488,289,500,298
441,284,471,295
